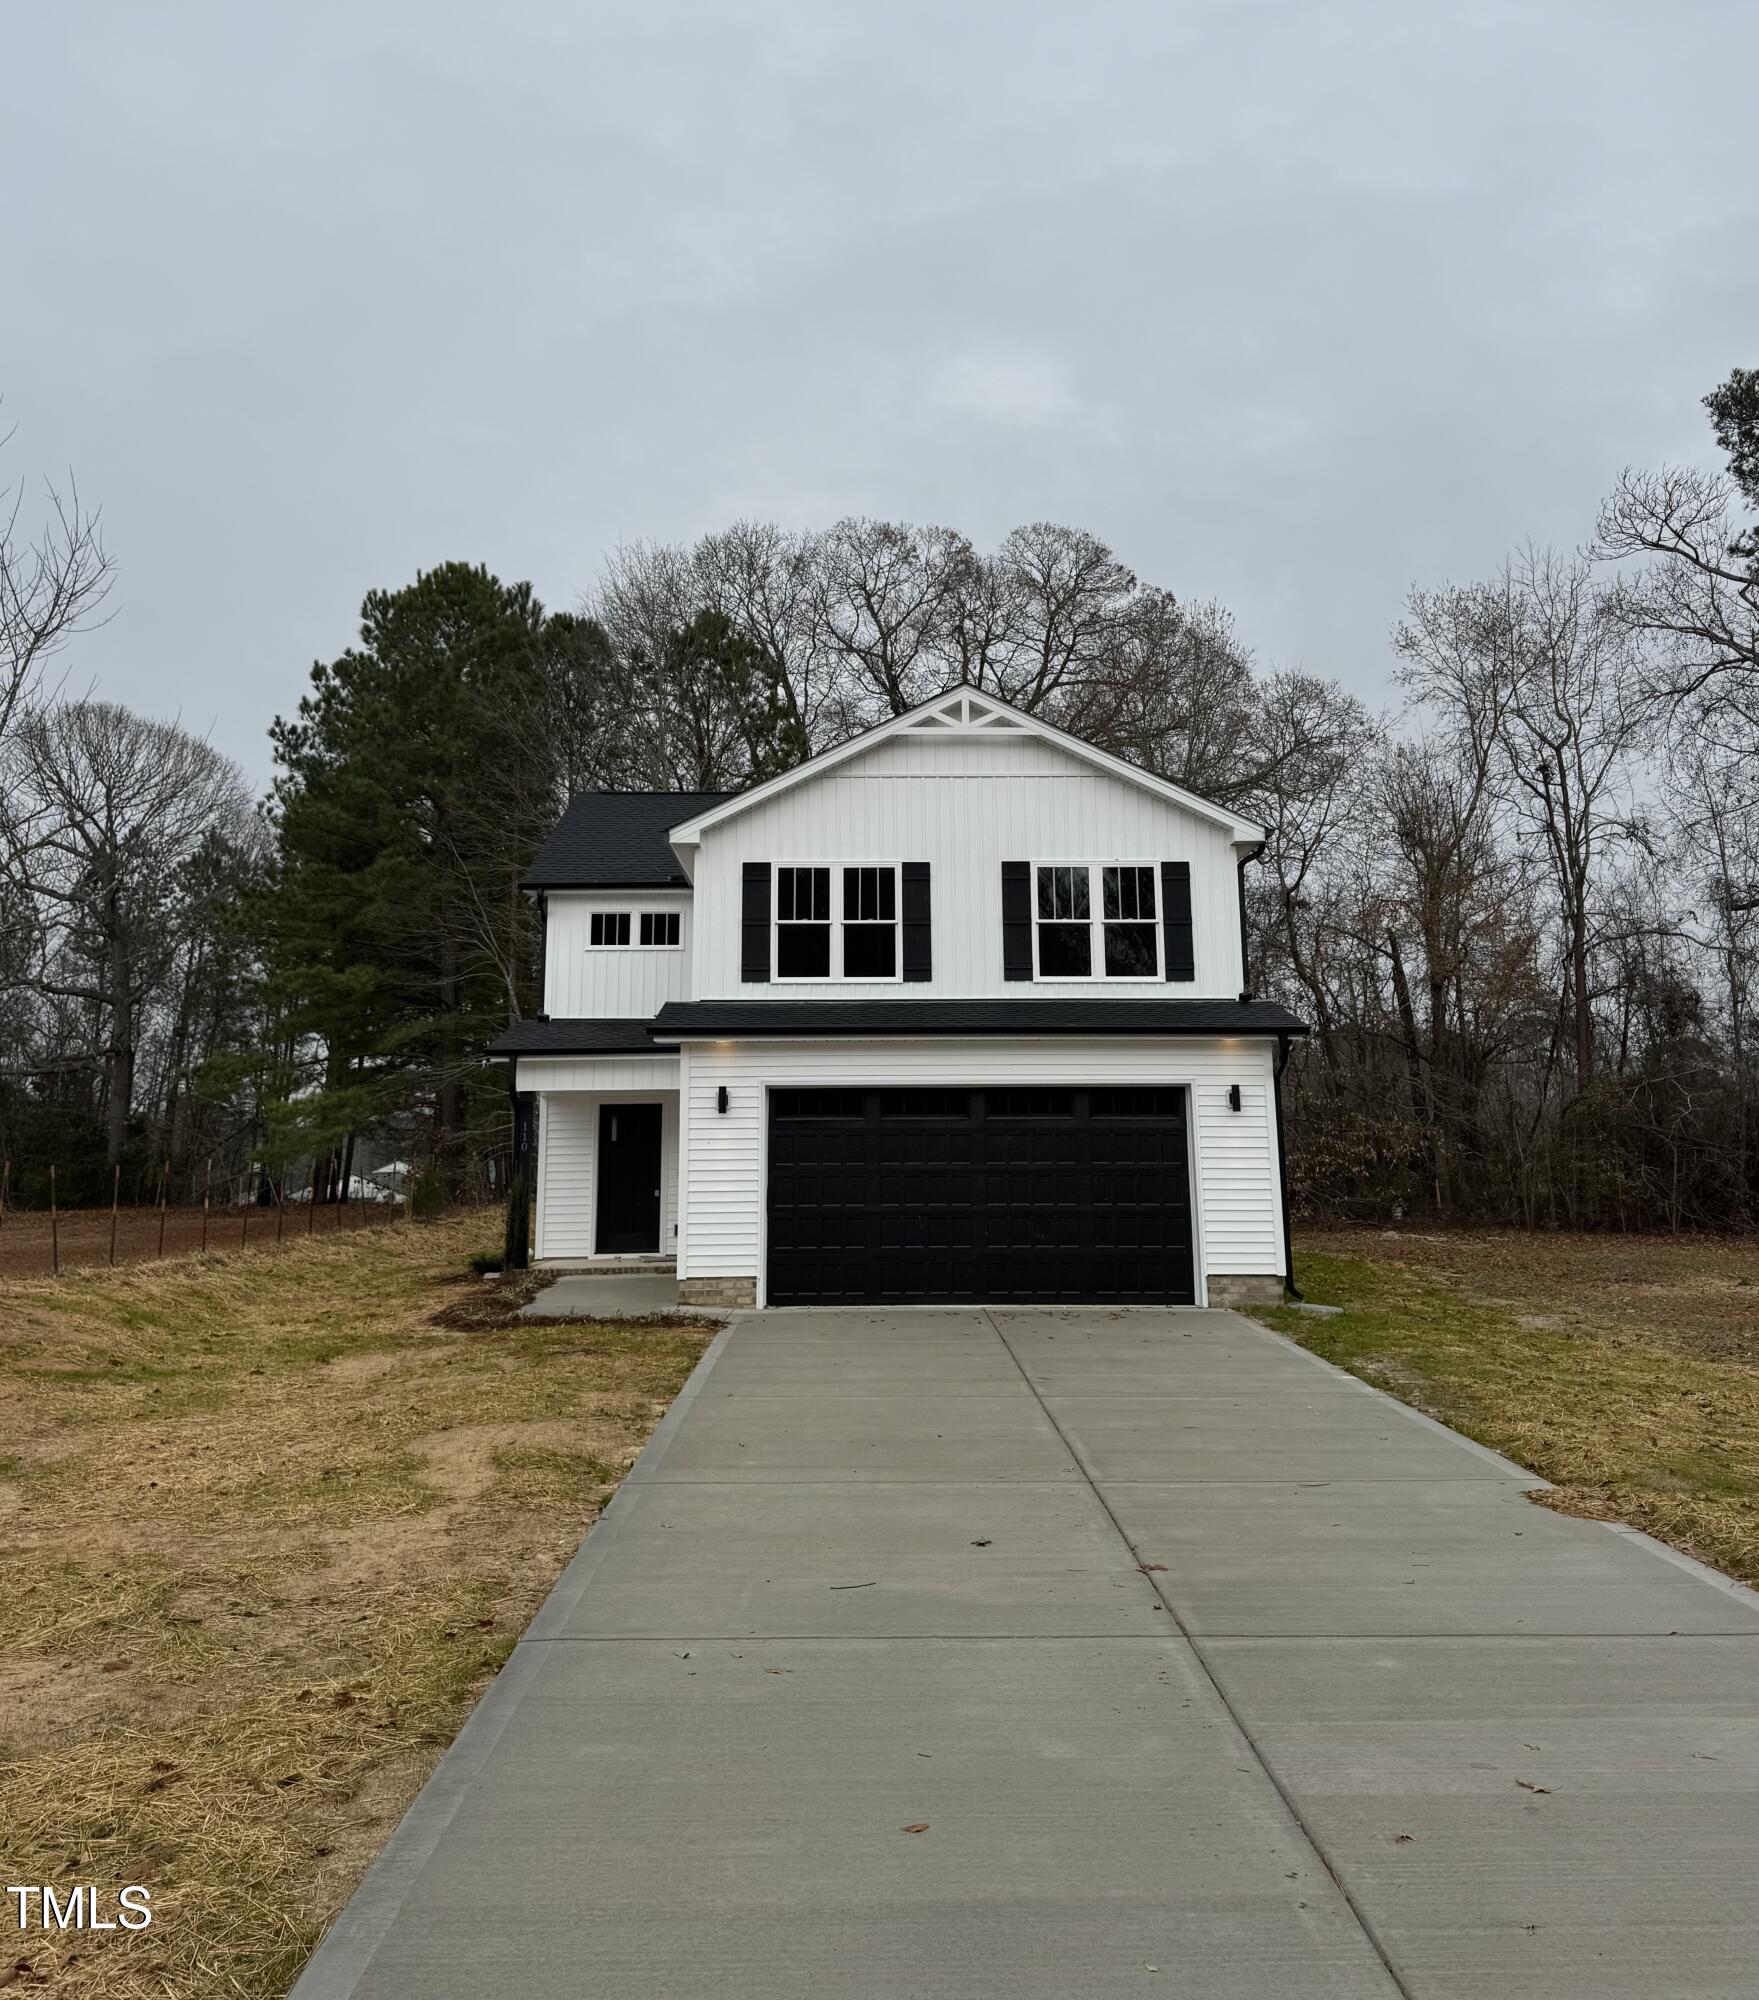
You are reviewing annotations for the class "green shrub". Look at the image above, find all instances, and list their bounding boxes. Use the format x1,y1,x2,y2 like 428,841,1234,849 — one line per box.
407,1167,446,1220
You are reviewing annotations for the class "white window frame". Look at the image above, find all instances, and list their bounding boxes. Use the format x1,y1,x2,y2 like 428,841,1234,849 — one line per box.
587,908,685,951
1030,860,1163,983
772,862,903,984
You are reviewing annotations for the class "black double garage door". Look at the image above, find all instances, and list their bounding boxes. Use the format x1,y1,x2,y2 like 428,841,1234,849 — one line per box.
766,1086,1194,1306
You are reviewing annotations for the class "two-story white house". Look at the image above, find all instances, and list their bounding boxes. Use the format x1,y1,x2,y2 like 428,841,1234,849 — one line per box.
490,688,1307,1310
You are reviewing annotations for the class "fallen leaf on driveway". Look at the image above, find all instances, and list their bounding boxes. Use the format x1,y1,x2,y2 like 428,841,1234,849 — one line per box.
971,1538,992,1547
828,1581,876,1590
902,1824,929,1834
1137,1563,1167,1574
1515,1779,1551,1794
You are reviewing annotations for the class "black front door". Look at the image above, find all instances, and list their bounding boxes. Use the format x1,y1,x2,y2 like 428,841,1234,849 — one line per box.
596,1103,663,1254
766,1086,1194,1306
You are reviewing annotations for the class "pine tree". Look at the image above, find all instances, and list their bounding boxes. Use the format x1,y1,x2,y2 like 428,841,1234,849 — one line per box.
263,563,568,1194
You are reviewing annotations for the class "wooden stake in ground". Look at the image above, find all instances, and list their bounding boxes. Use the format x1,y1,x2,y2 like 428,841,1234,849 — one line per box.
276,1181,286,1247
157,1158,168,1259
307,1161,317,1236
201,1162,211,1255
110,1162,120,1266
0,1155,9,1230
49,1163,60,1277
241,1178,250,1249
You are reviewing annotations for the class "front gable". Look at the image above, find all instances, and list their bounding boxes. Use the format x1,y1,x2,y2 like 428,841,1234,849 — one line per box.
666,689,1265,856
677,691,1259,1002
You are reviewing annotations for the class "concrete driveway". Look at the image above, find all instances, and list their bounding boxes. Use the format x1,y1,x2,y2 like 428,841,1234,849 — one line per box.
293,1306,1759,2000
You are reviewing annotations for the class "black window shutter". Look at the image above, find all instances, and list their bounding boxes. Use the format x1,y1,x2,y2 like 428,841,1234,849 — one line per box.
901,863,932,982
1162,861,1195,982
1001,861,1033,981
741,862,771,983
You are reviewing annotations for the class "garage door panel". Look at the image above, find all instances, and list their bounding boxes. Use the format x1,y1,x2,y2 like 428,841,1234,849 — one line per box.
767,1087,1194,1307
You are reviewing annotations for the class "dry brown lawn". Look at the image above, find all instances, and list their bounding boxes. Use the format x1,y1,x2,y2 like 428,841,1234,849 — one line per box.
0,1217,713,1997
1259,1226,1759,1591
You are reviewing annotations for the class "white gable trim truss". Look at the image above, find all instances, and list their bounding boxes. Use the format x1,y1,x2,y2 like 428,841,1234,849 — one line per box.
665,689,1268,856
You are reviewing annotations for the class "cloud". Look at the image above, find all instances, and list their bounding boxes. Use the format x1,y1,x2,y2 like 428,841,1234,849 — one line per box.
927,347,1092,433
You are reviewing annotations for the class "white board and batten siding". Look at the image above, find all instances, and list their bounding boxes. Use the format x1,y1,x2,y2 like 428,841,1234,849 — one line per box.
687,730,1251,1002
676,1038,1283,1305
543,890,692,1019
529,1065,680,1262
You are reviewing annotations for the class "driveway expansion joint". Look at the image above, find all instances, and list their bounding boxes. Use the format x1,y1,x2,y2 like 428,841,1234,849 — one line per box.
981,1308,1421,2000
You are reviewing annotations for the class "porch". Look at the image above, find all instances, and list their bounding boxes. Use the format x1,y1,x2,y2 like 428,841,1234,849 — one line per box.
532,1082,680,1268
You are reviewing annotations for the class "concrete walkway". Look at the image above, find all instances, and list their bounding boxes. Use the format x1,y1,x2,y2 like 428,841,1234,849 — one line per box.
519,1273,723,1320
293,1307,1759,2000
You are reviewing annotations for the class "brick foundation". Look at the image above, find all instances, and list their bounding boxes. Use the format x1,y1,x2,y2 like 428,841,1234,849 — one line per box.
678,1276,757,1309
1205,1273,1286,1309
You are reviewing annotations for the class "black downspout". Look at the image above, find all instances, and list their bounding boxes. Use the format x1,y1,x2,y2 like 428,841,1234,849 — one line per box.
1273,1033,1302,1301
1236,839,1266,1001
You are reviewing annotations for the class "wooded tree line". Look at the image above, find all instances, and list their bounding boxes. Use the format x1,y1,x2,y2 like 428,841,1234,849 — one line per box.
1267,371,1759,1226
1,370,1754,1227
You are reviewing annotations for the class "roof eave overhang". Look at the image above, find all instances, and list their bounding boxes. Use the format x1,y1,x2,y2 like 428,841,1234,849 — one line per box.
649,1003,1310,1043
517,877,693,893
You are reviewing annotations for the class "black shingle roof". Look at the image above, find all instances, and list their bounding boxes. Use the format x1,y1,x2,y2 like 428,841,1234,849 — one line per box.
521,791,735,889
650,999,1309,1039
487,1017,677,1057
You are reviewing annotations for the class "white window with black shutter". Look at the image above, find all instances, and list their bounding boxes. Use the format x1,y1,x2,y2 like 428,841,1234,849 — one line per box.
765,863,921,982
1016,861,1166,981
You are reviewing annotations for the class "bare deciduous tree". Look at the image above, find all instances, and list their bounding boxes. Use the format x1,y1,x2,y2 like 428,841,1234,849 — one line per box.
1597,466,1759,754
3,702,252,1164
0,419,114,750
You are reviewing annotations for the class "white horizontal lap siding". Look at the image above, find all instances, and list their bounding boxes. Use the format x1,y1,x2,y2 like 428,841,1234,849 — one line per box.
534,1087,680,1261
544,890,692,1018
1191,1050,1282,1275
690,732,1244,1000
536,1094,596,1259
678,1037,1283,1293
519,1056,678,1093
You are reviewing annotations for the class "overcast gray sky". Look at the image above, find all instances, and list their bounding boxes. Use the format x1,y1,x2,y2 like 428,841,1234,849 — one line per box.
6,1,1755,788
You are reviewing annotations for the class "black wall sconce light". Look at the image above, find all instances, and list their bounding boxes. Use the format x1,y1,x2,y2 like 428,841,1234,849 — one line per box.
1227,1084,1242,1111
717,1086,729,1114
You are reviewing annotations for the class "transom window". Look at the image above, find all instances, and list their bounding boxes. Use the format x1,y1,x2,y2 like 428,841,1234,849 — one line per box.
1034,863,1161,980
590,909,682,949
775,864,899,981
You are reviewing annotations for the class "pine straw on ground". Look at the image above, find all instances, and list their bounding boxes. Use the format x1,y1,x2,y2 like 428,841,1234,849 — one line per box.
0,1219,714,1997
1255,1228,1759,1590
